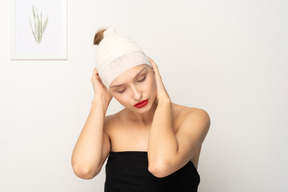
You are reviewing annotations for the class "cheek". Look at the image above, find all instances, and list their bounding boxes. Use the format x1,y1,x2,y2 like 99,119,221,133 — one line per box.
145,75,156,93
152,76,157,90
113,94,130,106
149,72,156,86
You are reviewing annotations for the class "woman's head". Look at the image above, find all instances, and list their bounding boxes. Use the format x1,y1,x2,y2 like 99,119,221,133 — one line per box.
93,27,156,112
93,27,152,89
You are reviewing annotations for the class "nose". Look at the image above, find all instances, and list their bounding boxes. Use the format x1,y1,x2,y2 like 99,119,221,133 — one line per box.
131,85,142,101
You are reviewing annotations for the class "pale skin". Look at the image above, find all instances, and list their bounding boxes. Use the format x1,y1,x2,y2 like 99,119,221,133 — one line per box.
71,57,210,179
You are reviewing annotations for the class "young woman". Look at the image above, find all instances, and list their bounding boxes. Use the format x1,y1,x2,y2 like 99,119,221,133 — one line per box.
71,27,210,192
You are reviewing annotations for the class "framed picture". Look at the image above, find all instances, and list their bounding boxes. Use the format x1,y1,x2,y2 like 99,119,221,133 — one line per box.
11,0,67,60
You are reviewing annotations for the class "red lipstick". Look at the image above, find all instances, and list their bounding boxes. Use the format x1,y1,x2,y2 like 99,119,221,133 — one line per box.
134,99,149,108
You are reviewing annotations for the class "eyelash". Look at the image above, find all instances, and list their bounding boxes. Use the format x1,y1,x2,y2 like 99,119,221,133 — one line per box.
139,77,146,82
117,76,146,94
118,90,125,94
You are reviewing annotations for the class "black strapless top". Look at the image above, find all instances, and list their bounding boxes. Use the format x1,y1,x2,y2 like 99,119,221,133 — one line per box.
104,151,200,192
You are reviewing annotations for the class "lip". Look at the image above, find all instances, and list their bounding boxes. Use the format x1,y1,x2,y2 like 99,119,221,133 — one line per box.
134,99,149,108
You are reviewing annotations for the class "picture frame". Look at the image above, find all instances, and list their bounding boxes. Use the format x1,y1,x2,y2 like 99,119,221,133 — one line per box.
10,0,67,60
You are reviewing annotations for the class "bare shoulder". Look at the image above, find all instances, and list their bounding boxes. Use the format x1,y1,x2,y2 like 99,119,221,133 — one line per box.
172,103,210,131
103,110,123,133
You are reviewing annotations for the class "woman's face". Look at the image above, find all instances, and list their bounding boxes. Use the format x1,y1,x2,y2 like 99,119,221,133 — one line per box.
109,64,157,113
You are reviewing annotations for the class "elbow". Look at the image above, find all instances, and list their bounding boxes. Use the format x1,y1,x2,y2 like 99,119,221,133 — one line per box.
148,161,171,178
71,154,102,179
72,164,100,180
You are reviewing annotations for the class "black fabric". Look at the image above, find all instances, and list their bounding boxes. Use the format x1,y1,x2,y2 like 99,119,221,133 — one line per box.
104,151,200,192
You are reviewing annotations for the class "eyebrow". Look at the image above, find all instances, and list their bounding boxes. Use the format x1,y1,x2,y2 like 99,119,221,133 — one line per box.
110,67,147,88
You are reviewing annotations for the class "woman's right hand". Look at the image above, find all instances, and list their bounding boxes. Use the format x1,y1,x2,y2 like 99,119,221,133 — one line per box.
91,68,113,107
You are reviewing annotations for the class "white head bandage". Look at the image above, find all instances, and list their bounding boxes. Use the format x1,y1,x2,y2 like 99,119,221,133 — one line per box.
95,27,152,89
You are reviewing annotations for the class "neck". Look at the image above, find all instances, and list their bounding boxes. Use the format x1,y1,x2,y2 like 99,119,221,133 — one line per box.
125,99,158,126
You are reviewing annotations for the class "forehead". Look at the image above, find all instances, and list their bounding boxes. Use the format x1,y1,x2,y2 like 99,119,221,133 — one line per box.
110,64,148,87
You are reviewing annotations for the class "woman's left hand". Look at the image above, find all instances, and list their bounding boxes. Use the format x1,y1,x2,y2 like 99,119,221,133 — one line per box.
148,57,171,103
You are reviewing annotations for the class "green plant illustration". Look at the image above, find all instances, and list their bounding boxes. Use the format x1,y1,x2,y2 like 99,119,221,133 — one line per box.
29,5,48,44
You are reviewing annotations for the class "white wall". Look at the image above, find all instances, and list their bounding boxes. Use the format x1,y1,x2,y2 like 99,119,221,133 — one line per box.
1,0,287,191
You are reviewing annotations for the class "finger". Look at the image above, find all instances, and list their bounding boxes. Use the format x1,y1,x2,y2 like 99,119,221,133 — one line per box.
148,56,155,66
94,67,99,74
148,57,157,69
148,57,160,75
92,68,100,82
92,68,96,75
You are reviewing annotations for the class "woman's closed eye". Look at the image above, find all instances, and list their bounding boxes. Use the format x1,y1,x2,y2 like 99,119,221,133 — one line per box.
138,76,146,82
117,76,146,94
117,89,126,93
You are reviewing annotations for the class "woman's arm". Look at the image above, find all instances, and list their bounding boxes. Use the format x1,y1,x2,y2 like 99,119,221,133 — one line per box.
72,67,112,179
71,97,111,179
147,57,210,178
148,101,210,178
147,99,177,174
